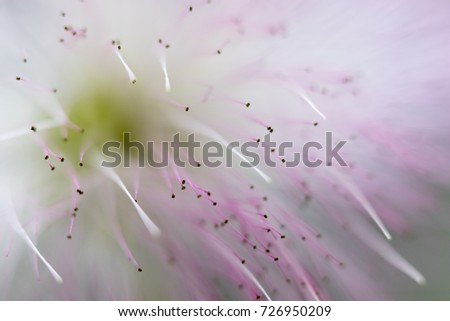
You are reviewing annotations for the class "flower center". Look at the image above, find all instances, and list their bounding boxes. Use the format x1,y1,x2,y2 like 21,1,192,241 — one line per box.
50,81,167,165
69,88,144,144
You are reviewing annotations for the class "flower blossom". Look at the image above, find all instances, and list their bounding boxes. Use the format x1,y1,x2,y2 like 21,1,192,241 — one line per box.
0,0,450,300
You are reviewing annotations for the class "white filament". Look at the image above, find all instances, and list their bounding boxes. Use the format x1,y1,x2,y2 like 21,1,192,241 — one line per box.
331,169,392,240
240,263,272,301
115,49,137,84
212,236,272,301
1,194,62,283
352,221,426,285
296,89,327,120
97,161,161,237
159,55,171,92
14,225,63,284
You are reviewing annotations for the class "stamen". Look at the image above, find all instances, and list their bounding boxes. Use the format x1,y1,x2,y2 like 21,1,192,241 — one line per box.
97,161,161,237
15,76,56,93
175,118,272,183
114,46,137,84
211,235,272,301
334,171,392,240
133,178,140,202
67,214,75,240
0,119,64,142
332,169,391,240
215,40,230,55
295,89,326,120
352,222,425,285
240,262,272,301
40,144,64,163
159,55,171,92
5,198,62,283
79,145,89,167
116,234,142,272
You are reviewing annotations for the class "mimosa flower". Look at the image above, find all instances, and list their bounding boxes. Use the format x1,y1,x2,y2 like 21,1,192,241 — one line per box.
1,0,450,300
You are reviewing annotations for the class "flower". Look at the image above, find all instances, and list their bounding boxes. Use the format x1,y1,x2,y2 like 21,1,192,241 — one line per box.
0,0,450,300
